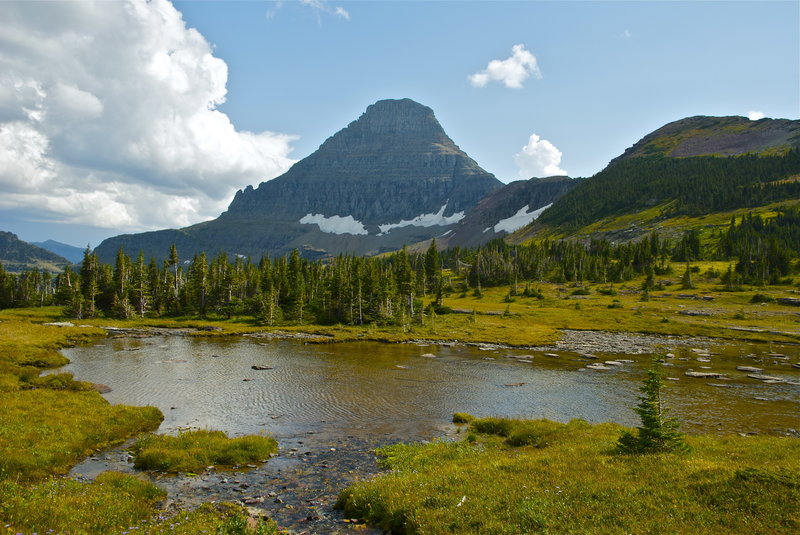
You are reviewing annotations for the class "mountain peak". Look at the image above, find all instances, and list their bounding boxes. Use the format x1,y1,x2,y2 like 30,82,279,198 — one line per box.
314,98,451,154
96,98,502,261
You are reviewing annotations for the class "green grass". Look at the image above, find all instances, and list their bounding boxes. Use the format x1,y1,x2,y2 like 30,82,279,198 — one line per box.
0,472,277,535
130,429,278,473
0,389,163,481
337,419,800,534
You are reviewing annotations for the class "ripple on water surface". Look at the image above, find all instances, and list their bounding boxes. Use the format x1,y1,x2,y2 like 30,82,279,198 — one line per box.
59,336,800,442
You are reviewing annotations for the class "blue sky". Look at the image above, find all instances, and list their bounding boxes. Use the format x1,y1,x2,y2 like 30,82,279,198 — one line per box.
177,0,799,178
0,0,797,246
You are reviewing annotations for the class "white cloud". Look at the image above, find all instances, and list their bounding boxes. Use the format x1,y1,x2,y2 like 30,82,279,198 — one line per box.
0,0,296,232
469,44,541,89
514,134,567,178
747,110,766,120
299,0,350,21
619,29,632,39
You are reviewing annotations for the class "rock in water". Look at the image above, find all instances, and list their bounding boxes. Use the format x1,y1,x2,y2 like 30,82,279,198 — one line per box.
94,99,502,262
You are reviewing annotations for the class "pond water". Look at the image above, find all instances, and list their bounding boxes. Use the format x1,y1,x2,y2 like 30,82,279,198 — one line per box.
59,333,799,533
60,334,800,441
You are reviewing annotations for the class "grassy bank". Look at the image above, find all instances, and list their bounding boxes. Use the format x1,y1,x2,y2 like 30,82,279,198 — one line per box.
0,308,278,534
0,308,163,481
0,473,277,534
131,429,278,473
337,418,800,534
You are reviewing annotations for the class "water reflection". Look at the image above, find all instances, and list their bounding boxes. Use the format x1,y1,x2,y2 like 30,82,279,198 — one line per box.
60,336,799,443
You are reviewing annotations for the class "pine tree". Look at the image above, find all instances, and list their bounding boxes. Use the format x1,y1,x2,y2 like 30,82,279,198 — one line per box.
617,359,689,454
680,263,695,290
79,247,100,317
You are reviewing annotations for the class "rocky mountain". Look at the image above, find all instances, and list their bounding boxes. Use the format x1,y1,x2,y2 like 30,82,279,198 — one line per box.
434,176,579,249
0,232,71,273
513,115,800,243
612,115,800,161
31,240,85,264
95,99,502,262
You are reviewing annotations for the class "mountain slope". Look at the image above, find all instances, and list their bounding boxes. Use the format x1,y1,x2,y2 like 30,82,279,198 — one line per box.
0,232,71,273
95,99,502,262
32,240,85,264
513,116,800,243
437,176,579,249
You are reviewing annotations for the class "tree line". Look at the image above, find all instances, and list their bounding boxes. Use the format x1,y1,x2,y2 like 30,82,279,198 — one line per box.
540,151,800,229
1,209,799,321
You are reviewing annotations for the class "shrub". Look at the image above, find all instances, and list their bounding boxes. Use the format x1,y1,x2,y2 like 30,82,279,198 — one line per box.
750,293,775,303
505,427,542,447
452,413,475,424
470,417,514,437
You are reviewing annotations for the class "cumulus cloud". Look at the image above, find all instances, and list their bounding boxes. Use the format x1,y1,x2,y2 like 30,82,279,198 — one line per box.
514,134,567,178
747,110,766,120
469,44,541,89
0,0,296,233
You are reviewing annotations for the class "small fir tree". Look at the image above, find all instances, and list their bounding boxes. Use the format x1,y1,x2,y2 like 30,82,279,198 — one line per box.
680,263,695,290
618,358,689,454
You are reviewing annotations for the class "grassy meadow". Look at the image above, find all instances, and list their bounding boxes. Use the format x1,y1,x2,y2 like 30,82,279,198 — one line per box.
0,259,798,533
338,417,800,534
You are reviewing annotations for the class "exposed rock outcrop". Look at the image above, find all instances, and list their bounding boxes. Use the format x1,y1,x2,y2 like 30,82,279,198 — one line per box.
95,99,501,262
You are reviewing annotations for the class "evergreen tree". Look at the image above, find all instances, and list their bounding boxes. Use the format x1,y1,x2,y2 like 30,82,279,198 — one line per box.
680,263,695,290
79,246,100,317
617,359,689,454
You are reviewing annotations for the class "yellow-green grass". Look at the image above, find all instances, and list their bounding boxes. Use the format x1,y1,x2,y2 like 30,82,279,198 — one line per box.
0,472,277,535
130,430,277,473
0,389,162,481
552,198,800,245
337,418,800,535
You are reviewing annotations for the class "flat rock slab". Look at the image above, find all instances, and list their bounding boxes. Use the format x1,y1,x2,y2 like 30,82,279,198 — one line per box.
586,364,611,370
767,353,789,359
736,366,764,373
685,371,724,378
420,353,437,358
543,353,560,358
604,361,624,366
747,374,786,382
251,365,274,370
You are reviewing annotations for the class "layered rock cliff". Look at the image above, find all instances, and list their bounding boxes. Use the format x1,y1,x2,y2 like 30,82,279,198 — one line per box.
95,99,502,262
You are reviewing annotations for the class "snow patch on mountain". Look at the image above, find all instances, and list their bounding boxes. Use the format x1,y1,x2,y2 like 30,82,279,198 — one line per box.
493,203,552,233
299,213,368,235
378,203,465,235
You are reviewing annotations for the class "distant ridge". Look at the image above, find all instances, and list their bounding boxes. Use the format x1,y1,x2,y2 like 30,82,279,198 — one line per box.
512,115,800,243
32,240,84,264
95,98,502,262
0,232,70,273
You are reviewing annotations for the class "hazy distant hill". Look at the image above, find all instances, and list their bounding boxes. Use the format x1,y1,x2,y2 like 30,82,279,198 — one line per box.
32,240,84,264
0,232,70,273
95,98,502,263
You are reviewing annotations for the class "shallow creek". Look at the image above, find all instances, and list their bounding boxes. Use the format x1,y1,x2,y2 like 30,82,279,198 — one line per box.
60,334,799,533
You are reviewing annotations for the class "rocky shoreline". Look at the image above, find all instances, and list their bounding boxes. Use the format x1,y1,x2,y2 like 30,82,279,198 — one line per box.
71,433,411,534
